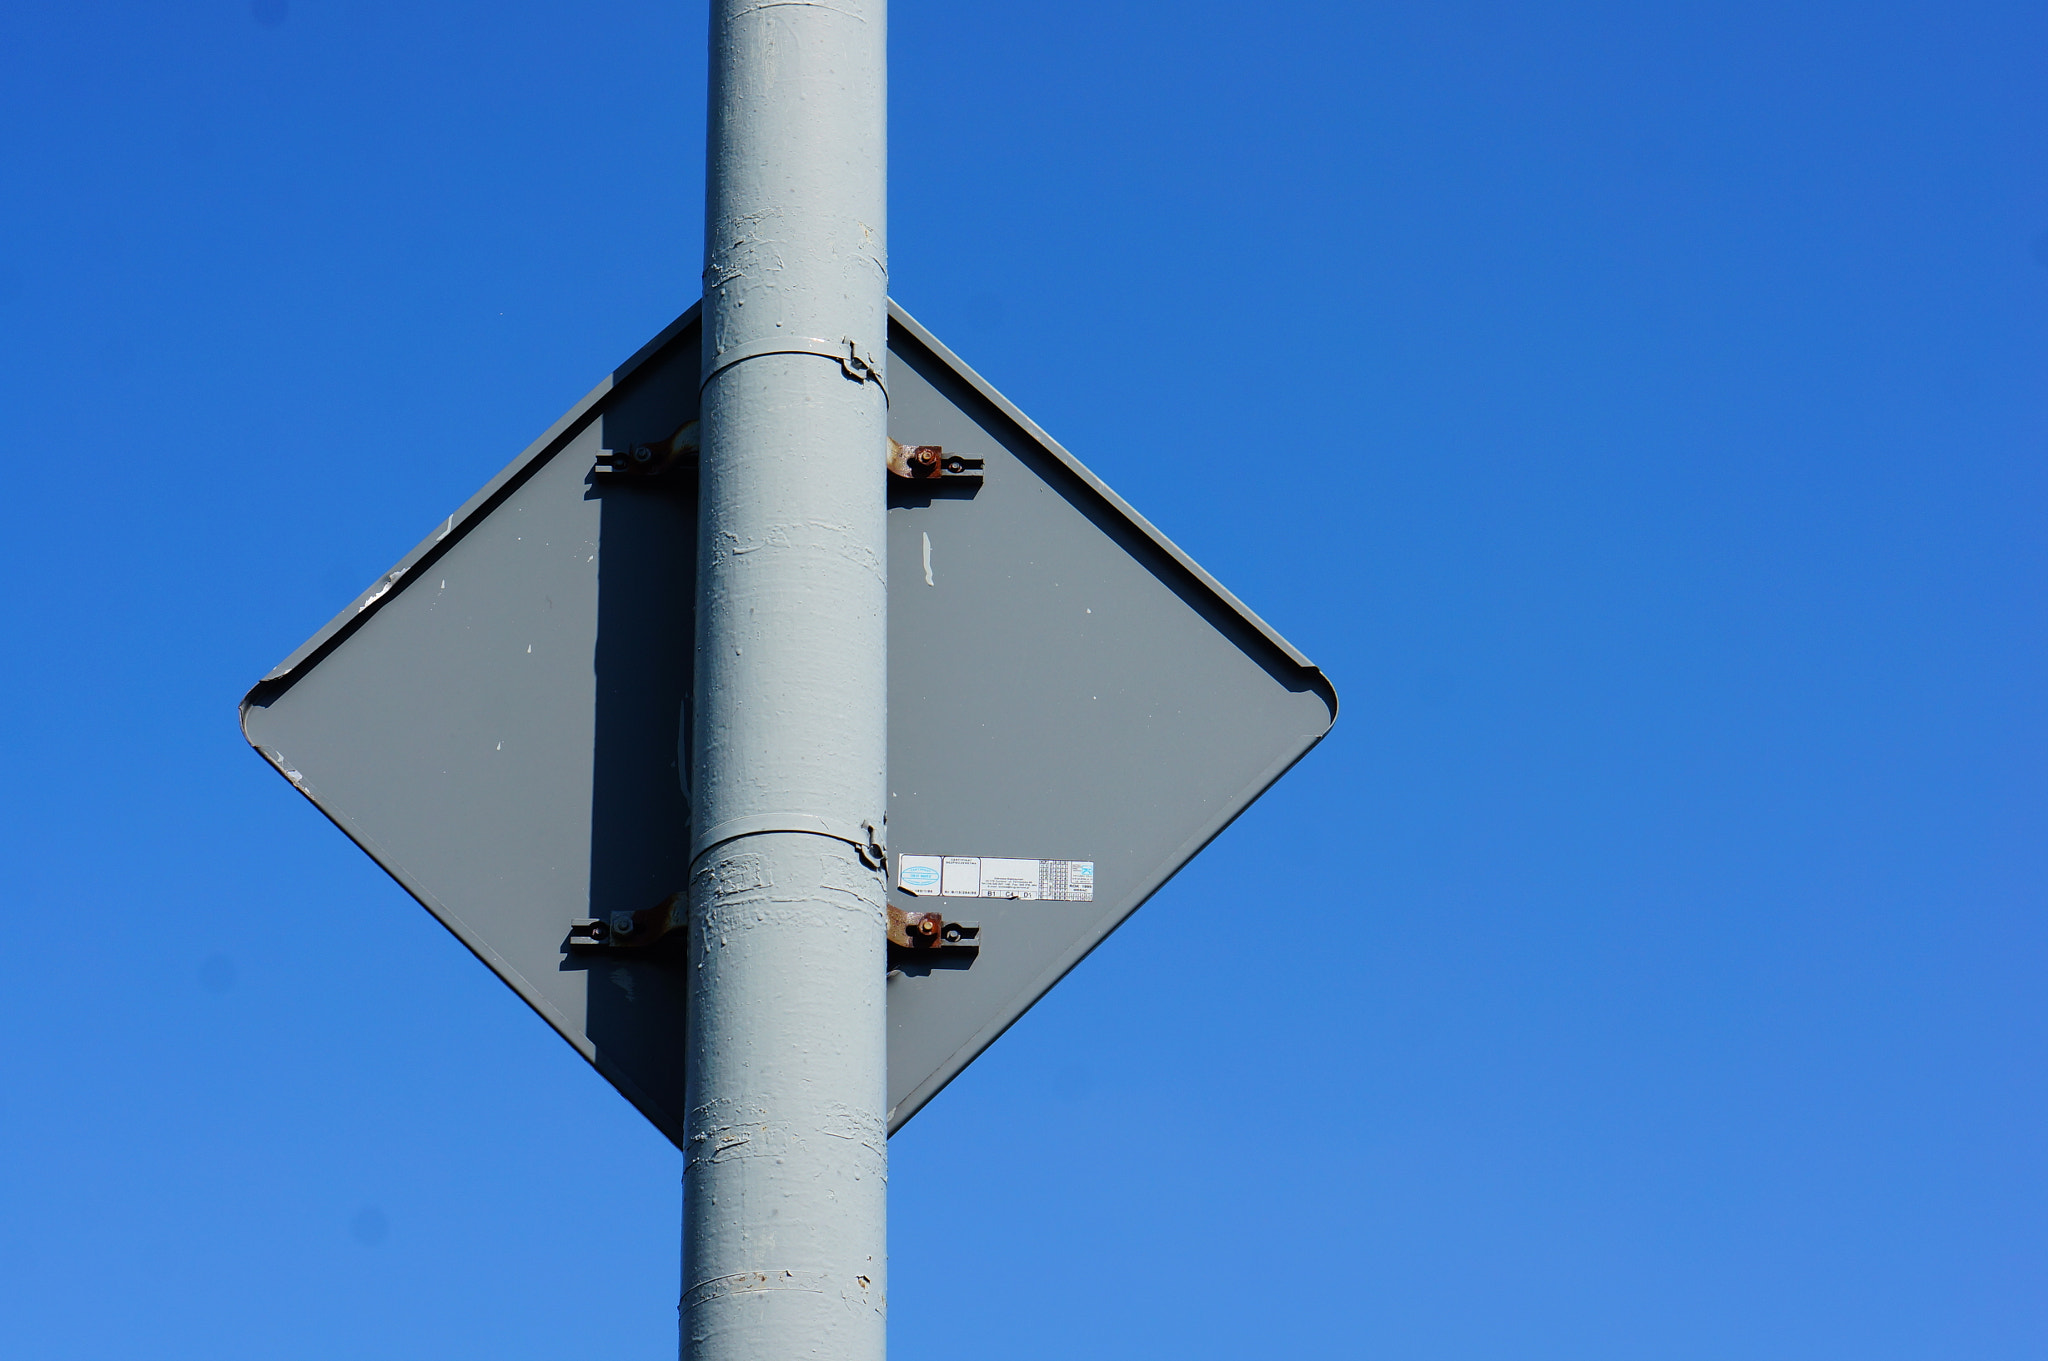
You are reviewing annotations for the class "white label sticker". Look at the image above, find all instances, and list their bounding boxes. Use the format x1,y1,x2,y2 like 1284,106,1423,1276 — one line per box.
897,855,943,894
896,854,1095,902
940,857,982,897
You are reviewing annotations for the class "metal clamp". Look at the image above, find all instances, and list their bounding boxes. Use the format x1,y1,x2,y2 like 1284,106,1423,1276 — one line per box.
837,339,882,386
690,813,886,868
887,904,980,962
702,336,888,400
569,891,685,952
887,437,984,485
595,420,699,484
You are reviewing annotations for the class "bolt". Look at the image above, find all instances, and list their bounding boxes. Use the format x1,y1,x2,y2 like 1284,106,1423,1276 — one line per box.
611,912,637,935
631,445,653,464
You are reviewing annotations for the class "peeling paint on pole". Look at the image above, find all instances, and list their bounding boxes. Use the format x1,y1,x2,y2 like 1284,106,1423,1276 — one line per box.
686,0,891,1356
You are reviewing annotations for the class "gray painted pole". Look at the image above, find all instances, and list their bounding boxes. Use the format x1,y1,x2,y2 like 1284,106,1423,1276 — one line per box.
683,0,889,1357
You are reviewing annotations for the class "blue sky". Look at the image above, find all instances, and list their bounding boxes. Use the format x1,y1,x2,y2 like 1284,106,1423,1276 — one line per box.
4,1,2047,1356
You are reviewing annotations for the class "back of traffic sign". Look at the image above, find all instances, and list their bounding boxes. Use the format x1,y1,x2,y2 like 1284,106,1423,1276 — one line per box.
241,303,1335,1139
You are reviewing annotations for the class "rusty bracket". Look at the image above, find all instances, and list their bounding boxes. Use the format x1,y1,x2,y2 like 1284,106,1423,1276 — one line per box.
887,436,984,485
595,419,700,485
887,904,981,962
568,890,685,952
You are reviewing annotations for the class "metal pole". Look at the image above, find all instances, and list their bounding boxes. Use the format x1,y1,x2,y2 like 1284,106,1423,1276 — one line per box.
683,0,889,1357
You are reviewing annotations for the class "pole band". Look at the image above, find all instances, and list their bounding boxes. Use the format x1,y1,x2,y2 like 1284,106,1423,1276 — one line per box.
690,812,888,869
700,335,888,400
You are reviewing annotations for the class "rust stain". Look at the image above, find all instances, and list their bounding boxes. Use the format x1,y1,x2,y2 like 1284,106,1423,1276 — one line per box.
885,903,979,961
887,437,983,482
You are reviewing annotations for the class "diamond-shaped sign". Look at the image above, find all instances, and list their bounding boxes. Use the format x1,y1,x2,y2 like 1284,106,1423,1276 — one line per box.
240,302,1335,1139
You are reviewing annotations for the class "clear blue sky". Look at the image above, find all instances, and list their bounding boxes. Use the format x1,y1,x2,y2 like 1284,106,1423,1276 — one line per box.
4,1,2046,1357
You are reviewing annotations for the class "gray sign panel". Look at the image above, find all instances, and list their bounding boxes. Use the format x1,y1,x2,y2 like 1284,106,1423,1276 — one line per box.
241,303,1335,1139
